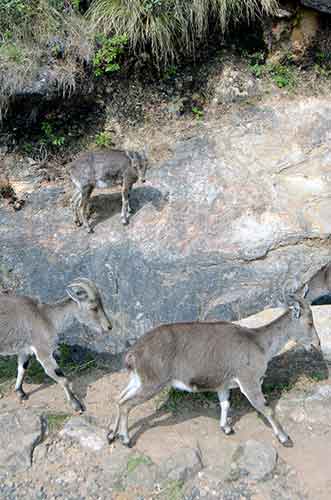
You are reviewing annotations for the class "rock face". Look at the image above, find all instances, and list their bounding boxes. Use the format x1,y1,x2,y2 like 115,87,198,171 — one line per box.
232,440,278,481
277,383,331,426
301,0,331,14
0,409,45,474
1,98,331,353
60,416,108,451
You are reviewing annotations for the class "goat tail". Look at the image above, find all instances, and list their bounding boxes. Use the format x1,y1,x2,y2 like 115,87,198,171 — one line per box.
124,351,136,372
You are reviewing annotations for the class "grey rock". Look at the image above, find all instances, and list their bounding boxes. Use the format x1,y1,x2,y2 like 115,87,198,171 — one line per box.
301,0,331,14
233,440,277,481
160,447,203,481
126,462,160,490
0,409,45,474
277,384,331,426
0,99,331,354
211,63,262,104
60,416,108,451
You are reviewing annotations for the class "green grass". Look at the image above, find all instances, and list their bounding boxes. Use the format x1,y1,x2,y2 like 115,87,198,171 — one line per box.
95,131,113,148
160,479,184,500
46,412,70,434
248,56,297,89
191,106,204,120
157,387,218,414
127,454,152,474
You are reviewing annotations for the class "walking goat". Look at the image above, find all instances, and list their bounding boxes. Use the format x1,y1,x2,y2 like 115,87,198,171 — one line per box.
0,278,112,411
108,290,320,447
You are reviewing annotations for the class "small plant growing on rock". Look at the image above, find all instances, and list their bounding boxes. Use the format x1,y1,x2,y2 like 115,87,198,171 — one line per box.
268,63,296,89
46,413,70,434
93,34,128,76
41,121,65,148
192,106,204,120
95,131,113,148
127,454,152,474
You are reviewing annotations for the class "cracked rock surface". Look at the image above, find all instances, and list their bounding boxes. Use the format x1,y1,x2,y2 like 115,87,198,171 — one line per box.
1,97,331,353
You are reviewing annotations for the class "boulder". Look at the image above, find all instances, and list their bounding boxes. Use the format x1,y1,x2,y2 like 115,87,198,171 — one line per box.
159,447,203,481
263,6,320,63
0,409,45,474
0,98,331,353
232,439,278,481
301,0,331,14
60,416,108,451
277,383,331,426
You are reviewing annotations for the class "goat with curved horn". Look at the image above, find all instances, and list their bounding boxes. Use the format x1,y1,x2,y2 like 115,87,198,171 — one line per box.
0,278,112,412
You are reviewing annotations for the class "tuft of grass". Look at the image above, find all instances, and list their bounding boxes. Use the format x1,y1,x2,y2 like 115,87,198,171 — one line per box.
127,454,152,474
191,106,204,120
0,0,95,120
46,412,70,434
157,387,217,413
88,0,278,67
310,371,326,383
95,130,113,148
248,55,297,89
159,479,184,500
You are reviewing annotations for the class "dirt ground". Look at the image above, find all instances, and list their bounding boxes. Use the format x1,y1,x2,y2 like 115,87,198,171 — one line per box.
1,366,330,499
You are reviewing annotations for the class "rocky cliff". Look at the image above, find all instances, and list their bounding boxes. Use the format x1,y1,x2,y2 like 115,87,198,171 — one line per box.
1,97,330,353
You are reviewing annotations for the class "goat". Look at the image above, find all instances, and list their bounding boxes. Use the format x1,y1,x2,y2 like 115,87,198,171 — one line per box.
69,148,149,232
108,290,320,448
0,278,112,412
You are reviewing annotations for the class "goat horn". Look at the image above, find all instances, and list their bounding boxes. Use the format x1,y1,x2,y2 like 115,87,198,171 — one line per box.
67,278,99,300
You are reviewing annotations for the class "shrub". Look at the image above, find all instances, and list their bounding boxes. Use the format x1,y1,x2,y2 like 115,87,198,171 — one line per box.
95,130,113,147
93,34,128,76
88,0,278,67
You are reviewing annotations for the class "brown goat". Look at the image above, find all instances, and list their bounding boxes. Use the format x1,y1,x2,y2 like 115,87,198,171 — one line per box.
108,293,320,448
69,148,148,232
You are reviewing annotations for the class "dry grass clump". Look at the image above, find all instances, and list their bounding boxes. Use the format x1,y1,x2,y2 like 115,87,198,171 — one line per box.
0,1,94,120
88,0,278,66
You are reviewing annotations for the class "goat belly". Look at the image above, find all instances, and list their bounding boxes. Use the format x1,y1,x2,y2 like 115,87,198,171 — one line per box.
171,380,195,392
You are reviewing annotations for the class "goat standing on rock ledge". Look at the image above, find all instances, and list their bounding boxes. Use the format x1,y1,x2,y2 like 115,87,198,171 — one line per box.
69,148,149,232
0,278,112,412
108,290,321,448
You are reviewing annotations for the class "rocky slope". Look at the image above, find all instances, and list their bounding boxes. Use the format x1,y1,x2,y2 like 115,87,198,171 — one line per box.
1,366,331,499
1,96,331,353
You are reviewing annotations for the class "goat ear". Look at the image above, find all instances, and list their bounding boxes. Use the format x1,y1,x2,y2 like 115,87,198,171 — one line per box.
291,301,301,319
302,283,309,298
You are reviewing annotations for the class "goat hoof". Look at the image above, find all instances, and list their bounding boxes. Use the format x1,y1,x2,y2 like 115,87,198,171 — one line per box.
86,226,94,234
221,425,234,435
281,436,293,448
74,220,82,227
107,430,117,444
17,391,28,401
119,435,131,447
72,398,84,413
122,219,129,226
